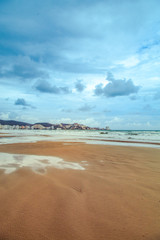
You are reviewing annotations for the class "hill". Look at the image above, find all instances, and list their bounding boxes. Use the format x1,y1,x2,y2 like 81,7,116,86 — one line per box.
0,120,31,126
35,122,53,127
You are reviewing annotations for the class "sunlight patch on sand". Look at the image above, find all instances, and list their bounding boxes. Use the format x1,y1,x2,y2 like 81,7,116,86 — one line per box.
0,153,85,174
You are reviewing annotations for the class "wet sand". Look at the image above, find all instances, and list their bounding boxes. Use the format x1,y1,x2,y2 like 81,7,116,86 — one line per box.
84,138,160,146
0,141,160,240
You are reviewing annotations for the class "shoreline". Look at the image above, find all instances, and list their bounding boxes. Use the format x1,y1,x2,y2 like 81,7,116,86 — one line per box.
0,132,160,148
84,138,160,146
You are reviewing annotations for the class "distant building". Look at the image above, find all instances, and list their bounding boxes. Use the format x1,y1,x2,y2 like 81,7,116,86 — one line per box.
32,124,45,130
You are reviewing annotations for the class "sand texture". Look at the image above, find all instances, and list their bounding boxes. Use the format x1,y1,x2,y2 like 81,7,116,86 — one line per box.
0,141,160,240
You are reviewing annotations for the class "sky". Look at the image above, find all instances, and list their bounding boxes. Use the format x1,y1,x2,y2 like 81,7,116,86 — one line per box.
0,0,160,130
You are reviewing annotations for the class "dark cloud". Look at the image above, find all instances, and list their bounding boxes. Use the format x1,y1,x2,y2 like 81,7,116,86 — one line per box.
0,0,159,77
14,98,35,109
15,98,28,106
60,86,71,94
35,80,70,94
94,73,140,97
78,104,94,112
12,64,46,80
94,83,104,96
35,80,60,94
75,80,86,92
75,80,83,92
0,58,48,81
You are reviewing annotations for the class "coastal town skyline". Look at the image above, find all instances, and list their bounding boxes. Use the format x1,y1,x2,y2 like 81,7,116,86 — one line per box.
0,0,160,130
0,119,109,130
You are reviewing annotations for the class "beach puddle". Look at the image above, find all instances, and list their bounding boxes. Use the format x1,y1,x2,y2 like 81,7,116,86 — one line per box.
0,153,85,174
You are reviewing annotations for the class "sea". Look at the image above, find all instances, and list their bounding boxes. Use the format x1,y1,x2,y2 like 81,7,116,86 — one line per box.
0,129,160,148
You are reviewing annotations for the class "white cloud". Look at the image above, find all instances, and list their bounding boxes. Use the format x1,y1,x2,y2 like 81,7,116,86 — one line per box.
15,115,39,124
49,117,99,127
148,76,160,81
116,56,140,68
0,112,10,120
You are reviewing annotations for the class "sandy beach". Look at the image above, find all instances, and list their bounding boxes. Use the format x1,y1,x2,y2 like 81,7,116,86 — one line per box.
0,141,160,240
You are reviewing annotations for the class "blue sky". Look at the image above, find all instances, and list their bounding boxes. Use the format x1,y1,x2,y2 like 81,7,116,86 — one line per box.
0,0,160,129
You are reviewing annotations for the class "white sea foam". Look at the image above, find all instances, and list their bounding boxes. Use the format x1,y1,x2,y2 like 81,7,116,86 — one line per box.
0,129,160,148
0,152,85,174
